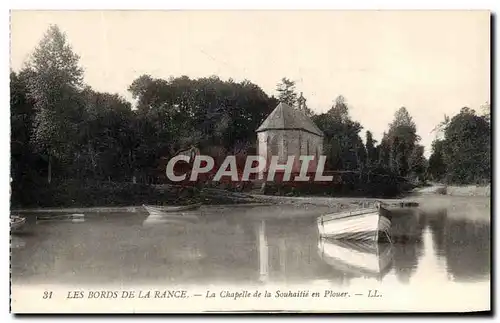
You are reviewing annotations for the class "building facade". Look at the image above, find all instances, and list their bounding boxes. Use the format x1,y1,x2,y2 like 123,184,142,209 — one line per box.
256,102,324,176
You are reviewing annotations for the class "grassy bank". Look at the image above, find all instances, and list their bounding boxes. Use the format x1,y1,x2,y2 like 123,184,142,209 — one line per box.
10,180,201,208
11,179,279,209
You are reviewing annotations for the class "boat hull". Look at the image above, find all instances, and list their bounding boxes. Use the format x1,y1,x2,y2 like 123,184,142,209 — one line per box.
317,207,392,242
142,205,200,221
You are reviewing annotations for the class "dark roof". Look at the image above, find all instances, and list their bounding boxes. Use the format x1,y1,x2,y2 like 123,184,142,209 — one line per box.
256,102,323,137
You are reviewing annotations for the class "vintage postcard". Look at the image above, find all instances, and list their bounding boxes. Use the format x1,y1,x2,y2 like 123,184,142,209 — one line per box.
9,10,491,313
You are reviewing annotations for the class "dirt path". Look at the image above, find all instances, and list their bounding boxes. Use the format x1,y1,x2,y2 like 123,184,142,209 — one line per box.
412,183,490,197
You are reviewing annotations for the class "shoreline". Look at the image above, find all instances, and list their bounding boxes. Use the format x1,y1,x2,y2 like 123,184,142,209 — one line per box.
11,196,420,214
10,188,490,215
10,202,275,214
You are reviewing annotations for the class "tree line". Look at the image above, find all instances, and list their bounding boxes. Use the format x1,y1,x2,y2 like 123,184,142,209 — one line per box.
10,25,491,206
427,105,490,184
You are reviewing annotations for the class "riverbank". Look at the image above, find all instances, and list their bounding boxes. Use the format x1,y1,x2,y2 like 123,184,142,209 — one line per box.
11,202,275,214
11,183,490,222
11,195,416,216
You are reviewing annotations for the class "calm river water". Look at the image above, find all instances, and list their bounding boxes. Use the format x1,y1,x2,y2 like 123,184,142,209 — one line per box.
11,196,490,293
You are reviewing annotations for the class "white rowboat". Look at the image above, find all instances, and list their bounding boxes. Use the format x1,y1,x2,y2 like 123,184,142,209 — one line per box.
317,202,392,243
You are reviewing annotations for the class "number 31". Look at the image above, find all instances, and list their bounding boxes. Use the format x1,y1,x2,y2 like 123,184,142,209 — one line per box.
43,291,53,299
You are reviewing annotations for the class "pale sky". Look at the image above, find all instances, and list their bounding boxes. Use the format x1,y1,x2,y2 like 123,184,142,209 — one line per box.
10,10,490,157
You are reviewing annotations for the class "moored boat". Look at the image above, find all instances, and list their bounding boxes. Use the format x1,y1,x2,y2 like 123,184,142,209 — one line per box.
317,201,392,242
142,204,201,221
142,203,202,213
10,215,26,232
318,238,393,279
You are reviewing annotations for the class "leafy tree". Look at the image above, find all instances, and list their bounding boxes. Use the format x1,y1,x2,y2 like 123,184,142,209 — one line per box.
386,107,420,177
365,130,377,166
25,25,84,183
312,96,365,170
378,132,391,168
432,114,450,137
329,95,349,122
355,136,367,170
78,88,135,181
427,139,446,181
276,77,297,107
10,70,37,185
408,144,427,182
442,107,490,184
389,107,416,130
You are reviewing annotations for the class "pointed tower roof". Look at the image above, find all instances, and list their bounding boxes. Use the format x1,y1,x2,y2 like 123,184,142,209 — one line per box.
256,102,323,137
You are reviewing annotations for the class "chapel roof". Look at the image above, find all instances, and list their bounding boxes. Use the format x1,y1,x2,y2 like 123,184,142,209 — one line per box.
256,102,324,137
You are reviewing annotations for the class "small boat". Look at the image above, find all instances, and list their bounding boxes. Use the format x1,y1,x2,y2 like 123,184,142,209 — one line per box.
318,238,393,279
10,215,26,231
142,204,201,221
36,213,85,221
317,201,392,242
142,203,202,214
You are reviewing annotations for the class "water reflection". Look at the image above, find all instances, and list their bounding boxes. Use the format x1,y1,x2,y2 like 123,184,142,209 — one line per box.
10,202,490,287
256,219,268,282
318,239,393,280
258,218,346,284
426,209,490,282
390,208,427,242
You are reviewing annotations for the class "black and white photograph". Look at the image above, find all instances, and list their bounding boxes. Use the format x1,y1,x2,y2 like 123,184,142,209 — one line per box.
8,10,491,313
